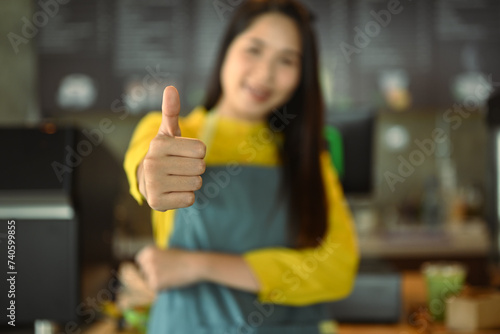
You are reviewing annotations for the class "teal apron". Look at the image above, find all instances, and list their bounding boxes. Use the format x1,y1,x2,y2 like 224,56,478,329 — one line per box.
147,114,331,333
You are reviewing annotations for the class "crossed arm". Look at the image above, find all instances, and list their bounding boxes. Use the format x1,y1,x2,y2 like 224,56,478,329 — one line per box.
135,247,260,293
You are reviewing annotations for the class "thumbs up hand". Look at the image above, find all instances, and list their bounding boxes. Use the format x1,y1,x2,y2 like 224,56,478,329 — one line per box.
138,86,206,211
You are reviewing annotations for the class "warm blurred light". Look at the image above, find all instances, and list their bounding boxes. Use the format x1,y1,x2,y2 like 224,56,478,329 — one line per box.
41,122,57,134
379,70,412,111
386,88,412,112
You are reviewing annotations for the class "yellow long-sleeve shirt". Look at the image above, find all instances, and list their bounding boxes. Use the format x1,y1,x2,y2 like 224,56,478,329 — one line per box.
124,106,359,306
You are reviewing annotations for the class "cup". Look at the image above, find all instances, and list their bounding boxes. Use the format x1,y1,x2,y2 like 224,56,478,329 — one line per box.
421,262,467,321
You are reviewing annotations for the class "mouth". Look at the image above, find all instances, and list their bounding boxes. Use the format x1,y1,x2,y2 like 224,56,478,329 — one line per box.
244,83,271,103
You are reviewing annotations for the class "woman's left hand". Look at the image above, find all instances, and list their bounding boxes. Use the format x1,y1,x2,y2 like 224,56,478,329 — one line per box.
135,246,202,291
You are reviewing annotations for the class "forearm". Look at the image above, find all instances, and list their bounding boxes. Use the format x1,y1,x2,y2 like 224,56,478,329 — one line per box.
196,252,260,293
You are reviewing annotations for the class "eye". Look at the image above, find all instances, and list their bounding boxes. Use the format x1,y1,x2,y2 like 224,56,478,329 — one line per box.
246,46,261,55
280,57,295,66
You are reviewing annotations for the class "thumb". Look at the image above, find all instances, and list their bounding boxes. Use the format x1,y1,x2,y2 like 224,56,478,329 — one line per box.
158,86,181,137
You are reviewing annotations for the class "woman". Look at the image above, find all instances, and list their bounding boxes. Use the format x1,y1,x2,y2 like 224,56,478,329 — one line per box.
124,0,359,332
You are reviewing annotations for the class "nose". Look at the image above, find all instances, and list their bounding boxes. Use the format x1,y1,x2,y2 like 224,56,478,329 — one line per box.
253,57,275,85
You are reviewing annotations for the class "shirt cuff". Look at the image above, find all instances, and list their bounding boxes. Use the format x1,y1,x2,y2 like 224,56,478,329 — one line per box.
242,250,287,304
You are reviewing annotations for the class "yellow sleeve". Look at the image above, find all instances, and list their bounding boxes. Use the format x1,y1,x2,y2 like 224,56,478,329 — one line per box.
242,151,359,306
123,112,162,205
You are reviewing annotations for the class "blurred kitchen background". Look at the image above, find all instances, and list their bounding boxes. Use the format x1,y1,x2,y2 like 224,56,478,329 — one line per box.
1,0,500,330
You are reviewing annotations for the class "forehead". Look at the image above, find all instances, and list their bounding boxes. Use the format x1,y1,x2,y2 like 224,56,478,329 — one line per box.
238,12,302,53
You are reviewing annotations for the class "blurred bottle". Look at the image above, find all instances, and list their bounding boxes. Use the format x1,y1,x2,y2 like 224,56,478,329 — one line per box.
422,175,444,228
462,183,485,220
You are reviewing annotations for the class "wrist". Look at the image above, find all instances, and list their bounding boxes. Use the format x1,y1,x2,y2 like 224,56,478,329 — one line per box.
189,251,210,282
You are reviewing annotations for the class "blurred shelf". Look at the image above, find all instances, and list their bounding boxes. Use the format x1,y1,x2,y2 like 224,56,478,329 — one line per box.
359,221,491,258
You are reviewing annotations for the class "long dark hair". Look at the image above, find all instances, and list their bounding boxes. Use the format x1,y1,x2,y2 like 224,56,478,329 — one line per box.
203,0,327,248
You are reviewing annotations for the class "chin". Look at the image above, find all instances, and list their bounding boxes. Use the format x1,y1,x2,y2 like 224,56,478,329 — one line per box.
239,100,282,120
238,105,272,121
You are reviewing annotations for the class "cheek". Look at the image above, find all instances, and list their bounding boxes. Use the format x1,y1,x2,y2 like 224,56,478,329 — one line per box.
221,51,249,89
220,60,233,92
221,52,236,91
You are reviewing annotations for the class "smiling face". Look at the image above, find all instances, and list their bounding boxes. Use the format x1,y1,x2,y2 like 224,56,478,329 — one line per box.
215,12,302,122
